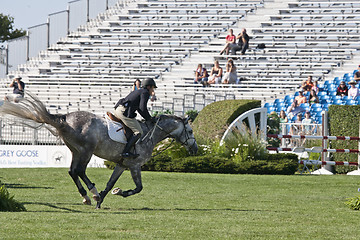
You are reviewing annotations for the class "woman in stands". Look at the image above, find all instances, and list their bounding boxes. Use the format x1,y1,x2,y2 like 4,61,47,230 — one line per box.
207,60,223,85
222,59,237,84
336,81,348,97
194,64,209,85
131,79,141,91
309,89,319,105
301,75,314,93
219,29,236,55
348,80,359,99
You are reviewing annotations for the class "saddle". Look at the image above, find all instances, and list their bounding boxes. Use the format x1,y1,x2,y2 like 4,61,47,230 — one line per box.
106,112,133,140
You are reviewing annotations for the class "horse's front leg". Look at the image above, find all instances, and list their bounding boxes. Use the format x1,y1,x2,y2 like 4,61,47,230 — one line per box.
96,164,125,209
116,165,143,198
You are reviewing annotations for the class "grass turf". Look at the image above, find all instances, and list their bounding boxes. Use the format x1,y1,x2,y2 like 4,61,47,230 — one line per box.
0,168,360,239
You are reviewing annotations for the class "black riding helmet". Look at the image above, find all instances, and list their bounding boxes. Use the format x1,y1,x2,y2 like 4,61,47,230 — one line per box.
142,77,157,88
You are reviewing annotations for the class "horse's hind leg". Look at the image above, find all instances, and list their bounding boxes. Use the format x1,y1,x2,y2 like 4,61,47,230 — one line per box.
96,164,125,209
119,165,143,198
69,153,100,205
68,159,91,205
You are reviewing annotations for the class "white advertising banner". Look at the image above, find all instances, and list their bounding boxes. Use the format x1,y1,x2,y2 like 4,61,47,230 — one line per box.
0,145,106,168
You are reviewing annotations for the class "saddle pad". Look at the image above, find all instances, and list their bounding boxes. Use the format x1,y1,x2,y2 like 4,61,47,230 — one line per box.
105,114,127,143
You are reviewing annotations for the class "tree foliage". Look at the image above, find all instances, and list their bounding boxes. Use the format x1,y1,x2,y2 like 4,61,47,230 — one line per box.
0,13,26,43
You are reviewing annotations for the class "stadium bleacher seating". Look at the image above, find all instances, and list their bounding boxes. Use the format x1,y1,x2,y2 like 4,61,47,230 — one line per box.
0,0,359,118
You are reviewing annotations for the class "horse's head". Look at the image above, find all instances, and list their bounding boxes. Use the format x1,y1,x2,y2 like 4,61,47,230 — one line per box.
157,115,198,155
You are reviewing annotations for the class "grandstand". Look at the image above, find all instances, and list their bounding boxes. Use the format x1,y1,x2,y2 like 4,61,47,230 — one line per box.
1,0,360,119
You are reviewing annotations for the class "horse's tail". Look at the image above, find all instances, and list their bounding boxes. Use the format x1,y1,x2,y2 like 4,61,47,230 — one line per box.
0,91,62,129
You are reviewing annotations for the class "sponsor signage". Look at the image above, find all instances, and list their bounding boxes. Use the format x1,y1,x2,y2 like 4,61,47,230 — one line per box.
0,145,105,168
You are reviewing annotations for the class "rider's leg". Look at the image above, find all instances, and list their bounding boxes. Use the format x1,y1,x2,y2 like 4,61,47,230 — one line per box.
122,133,141,158
114,106,144,158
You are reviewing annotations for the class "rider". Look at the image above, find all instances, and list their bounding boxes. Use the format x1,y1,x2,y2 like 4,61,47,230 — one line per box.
114,77,157,158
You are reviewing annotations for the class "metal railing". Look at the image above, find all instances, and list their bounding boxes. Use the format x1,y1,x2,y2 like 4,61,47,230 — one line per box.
0,0,130,78
0,118,62,145
279,122,323,148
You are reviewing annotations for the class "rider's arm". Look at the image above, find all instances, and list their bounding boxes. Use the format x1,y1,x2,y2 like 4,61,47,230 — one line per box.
138,91,152,121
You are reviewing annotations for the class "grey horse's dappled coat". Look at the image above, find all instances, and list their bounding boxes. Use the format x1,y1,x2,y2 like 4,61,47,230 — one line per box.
0,92,198,208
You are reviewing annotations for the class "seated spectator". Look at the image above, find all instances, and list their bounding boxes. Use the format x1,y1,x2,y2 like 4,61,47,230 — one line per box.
336,81,348,97
311,80,319,95
4,75,25,102
354,65,360,82
309,89,319,105
222,59,237,84
287,100,305,120
301,76,313,93
131,79,141,91
219,29,236,55
301,111,316,144
231,28,250,55
302,111,316,134
295,90,307,104
290,113,303,147
194,64,209,85
348,80,359,99
207,60,223,85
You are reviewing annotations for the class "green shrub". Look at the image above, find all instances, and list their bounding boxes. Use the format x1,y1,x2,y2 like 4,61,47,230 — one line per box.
185,109,199,122
345,195,360,210
0,182,26,212
192,99,261,144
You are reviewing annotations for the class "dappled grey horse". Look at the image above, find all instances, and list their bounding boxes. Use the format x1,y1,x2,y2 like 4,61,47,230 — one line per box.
0,93,198,209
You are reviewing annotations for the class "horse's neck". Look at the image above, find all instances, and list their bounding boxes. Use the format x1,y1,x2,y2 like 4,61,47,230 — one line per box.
140,120,174,147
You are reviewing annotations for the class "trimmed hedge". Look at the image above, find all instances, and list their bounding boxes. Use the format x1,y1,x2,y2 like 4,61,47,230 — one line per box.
328,105,360,173
105,153,298,175
142,153,298,175
192,99,261,143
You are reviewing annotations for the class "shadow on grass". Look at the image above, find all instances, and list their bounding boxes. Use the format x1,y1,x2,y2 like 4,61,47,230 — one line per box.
4,183,54,190
22,201,85,213
111,207,281,213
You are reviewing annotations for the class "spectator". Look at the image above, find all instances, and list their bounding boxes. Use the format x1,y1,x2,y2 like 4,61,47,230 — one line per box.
4,75,25,102
219,29,236,55
131,79,141,91
222,59,237,84
207,60,223,85
301,76,313,93
289,113,303,147
295,90,307,104
311,80,319,95
302,111,316,134
348,80,359,99
279,110,288,133
287,100,305,120
309,89,319,105
231,28,250,55
354,65,360,82
301,111,316,144
336,81,348,97
194,64,209,85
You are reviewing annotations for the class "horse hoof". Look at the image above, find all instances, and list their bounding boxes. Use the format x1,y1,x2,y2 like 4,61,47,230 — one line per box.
82,195,92,205
111,188,123,196
92,195,101,202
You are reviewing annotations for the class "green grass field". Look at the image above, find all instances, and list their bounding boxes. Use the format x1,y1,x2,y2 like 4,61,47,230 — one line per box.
1,168,360,239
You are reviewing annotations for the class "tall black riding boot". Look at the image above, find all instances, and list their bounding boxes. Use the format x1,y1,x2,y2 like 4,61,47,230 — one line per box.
122,133,141,158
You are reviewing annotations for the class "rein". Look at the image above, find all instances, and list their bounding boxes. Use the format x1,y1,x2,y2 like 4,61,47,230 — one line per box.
141,116,195,158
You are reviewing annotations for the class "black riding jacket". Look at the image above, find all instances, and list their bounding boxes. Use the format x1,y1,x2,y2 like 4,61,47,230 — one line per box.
115,88,152,120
